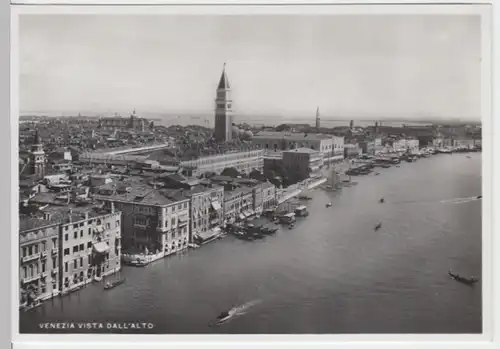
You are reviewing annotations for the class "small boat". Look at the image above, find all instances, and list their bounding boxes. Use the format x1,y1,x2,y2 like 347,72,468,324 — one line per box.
326,203,332,208
210,309,235,326
375,172,380,176
374,223,382,231
104,278,126,290
466,156,471,159
298,195,312,201
448,270,478,286
477,195,482,199
288,223,295,230
379,198,385,203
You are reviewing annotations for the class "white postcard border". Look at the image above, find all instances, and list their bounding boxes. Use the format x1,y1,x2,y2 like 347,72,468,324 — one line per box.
8,2,497,349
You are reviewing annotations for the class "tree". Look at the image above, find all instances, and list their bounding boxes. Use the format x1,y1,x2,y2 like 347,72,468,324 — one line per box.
249,169,266,182
220,167,240,178
276,124,291,132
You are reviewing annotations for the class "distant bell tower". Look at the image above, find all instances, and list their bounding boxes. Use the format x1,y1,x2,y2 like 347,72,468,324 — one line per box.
315,106,321,129
30,129,46,178
349,120,354,130
214,63,233,143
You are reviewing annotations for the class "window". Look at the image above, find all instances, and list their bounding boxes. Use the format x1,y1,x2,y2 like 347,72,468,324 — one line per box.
65,234,68,241
73,260,77,269
80,222,84,227
87,242,92,249
172,206,176,212
52,238,57,249
73,224,78,229
64,262,68,272
41,241,46,251
41,261,46,273
79,244,84,251
65,226,69,231
74,231,77,239
80,257,83,267
72,246,78,253
52,257,57,269
34,244,38,253
88,228,92,236
80,230,83,238
171,217,176,226
22,266,27,278
116,220,120,227
64,248,70,256
22,247,27,257
106,223,110,229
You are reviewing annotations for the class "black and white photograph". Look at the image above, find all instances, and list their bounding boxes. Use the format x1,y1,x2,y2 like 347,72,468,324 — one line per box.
12,3,492,338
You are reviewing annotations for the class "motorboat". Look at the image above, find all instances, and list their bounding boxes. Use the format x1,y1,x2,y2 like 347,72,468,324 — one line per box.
374,223,382,231
379,198,385,203
326,203,332,208
448,270,478,286
210,310,234,326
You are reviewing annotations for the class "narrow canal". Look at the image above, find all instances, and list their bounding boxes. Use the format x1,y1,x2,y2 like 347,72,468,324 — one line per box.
20,153,482,334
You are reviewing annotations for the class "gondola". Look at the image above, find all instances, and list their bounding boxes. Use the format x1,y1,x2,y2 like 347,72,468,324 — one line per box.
379,198,385,203
448,271,478,286
374,223,382,231
476,195,482,199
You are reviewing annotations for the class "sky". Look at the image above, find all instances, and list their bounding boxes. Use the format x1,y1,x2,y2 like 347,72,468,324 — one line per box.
19,15,482,121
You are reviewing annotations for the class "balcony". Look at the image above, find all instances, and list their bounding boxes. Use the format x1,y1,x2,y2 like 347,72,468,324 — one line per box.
22,274,41,284
51,248,58,255
21,253,40,263
51,269,58,276
41,251,48,259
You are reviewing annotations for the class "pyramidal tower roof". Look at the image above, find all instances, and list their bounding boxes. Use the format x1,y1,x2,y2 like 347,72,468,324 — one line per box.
316,106,320,118
217,63,230,90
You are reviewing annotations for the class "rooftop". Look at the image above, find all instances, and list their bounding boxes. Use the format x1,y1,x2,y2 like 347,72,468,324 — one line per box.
95,183,188,206
253,131,336,141
284,147,320,154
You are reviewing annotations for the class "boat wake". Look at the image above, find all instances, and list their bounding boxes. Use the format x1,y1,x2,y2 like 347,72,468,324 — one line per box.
440,196,482,205
212,299,262,326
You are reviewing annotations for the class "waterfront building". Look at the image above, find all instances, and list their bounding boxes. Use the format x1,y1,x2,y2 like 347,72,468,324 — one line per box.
95,184,190,257
251,131,344,164
222,188,243,225
99,110,147,132
179,149,264,177
185,186,224,243
392,138,420,152
344,143,362,158
261,181,277,210
239,187,254,218
453,138,475,149
57,205,121,294
214,64,233,143
19,219,60,303
282,147,324,182
19,204,121,303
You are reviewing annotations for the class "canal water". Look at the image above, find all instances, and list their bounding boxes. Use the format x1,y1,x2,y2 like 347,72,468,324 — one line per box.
20,153,482,334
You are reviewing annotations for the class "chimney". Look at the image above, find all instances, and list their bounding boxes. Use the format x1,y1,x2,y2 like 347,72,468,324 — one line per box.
84,211,89,221
68,208,73,222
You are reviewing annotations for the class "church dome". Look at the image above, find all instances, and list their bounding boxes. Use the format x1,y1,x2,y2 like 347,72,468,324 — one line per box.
243,130,253,137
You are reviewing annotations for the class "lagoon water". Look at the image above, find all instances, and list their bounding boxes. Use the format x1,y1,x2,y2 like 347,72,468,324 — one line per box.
20,153,482,334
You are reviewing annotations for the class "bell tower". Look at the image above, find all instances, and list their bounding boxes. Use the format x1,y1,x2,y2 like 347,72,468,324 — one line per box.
30,129,46,178
214,63,233,143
